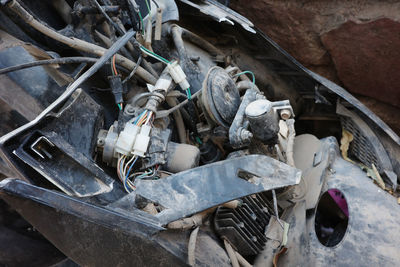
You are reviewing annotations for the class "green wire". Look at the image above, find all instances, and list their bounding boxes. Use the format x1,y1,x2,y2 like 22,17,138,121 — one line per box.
186,88,192,99
140,46,192,101
140,46,192,102
139,48,191,101
195,136,203,145
140,45,171,64
144,46,170,63
137,11,145,35
117,103,122,110
136,169,154,180
144,0,151,14
234,71,255,89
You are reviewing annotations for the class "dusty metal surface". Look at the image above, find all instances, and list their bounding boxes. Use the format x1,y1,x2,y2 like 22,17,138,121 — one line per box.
135,154,301,224
0,0,399,266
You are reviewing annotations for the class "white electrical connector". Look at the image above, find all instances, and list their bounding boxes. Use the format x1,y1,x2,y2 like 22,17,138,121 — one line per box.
132,125,151,157
154,77,173,92
167,61,190,91
115,123,140,156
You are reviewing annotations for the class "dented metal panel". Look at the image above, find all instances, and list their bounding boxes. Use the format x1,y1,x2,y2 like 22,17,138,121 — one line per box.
136,154,301,223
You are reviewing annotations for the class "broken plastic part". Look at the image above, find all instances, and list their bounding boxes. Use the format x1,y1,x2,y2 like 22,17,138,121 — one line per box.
340,129,355,164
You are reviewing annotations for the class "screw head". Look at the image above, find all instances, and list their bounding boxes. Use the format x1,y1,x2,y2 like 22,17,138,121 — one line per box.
280,109,292,120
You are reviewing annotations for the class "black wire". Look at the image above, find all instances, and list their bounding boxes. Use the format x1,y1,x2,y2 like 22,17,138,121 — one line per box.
59,29,135,98
125,0,140,31
0,57,129,75
123,53,142,84
92,0,143,72
91,86,112,92
0,57,97,75
91,0,125,36
152,0,159,9
1,29,136,139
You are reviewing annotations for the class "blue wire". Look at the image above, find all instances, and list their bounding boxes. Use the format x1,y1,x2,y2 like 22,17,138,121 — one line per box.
120,158,130,192
133,110,147,125
124,157,138,191
234,71,255,90
133,111,144,124
136,169,154,180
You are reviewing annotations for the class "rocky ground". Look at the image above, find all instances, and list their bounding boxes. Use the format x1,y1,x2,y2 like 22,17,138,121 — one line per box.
230,0,400,133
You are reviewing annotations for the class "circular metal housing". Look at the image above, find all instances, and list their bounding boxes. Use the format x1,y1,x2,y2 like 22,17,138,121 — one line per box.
245,99,279,143
245,99,273,117
102,124,118,165
201,67,240,127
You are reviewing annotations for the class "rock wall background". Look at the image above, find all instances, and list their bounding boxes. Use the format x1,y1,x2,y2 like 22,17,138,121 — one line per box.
230,0,400,133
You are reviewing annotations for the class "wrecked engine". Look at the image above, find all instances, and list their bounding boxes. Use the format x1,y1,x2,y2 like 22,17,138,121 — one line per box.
0,0,400,266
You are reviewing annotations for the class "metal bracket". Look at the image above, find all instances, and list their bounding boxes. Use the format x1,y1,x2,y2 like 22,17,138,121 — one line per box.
135,154,301,224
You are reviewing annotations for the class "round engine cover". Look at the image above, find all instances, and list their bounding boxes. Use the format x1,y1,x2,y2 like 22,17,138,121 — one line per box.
202,67,240,127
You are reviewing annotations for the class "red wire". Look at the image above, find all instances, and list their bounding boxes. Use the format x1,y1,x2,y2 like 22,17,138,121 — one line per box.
112,55,118,75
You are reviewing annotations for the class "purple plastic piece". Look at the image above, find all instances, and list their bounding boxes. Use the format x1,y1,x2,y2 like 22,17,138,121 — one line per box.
328,189,349,217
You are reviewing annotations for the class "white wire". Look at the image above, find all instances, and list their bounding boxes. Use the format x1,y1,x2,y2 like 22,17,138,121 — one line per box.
272,189,284,229
123,156,135,178
140,48,168,64
119,155,126,175
145,111,153,125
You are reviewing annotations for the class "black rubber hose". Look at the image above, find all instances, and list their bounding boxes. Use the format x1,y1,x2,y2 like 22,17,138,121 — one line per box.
80,5,120,14
0,57,128,75
180,27,224,57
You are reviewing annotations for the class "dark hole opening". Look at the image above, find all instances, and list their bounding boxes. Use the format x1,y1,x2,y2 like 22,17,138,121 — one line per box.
315,189,348,247
237,169,261,182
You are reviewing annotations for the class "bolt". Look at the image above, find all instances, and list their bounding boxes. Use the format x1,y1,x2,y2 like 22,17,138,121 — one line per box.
190,56,200,62
256,93,265,100
97,139,105,146
280,109,291,120
240,128,253,141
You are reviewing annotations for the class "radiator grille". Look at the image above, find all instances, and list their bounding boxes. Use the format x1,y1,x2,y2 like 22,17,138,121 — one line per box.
214,193,273,255
341,117,380,171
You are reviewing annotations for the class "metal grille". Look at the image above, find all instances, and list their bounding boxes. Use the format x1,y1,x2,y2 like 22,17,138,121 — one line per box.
341,117,380,171
214,193,273,256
